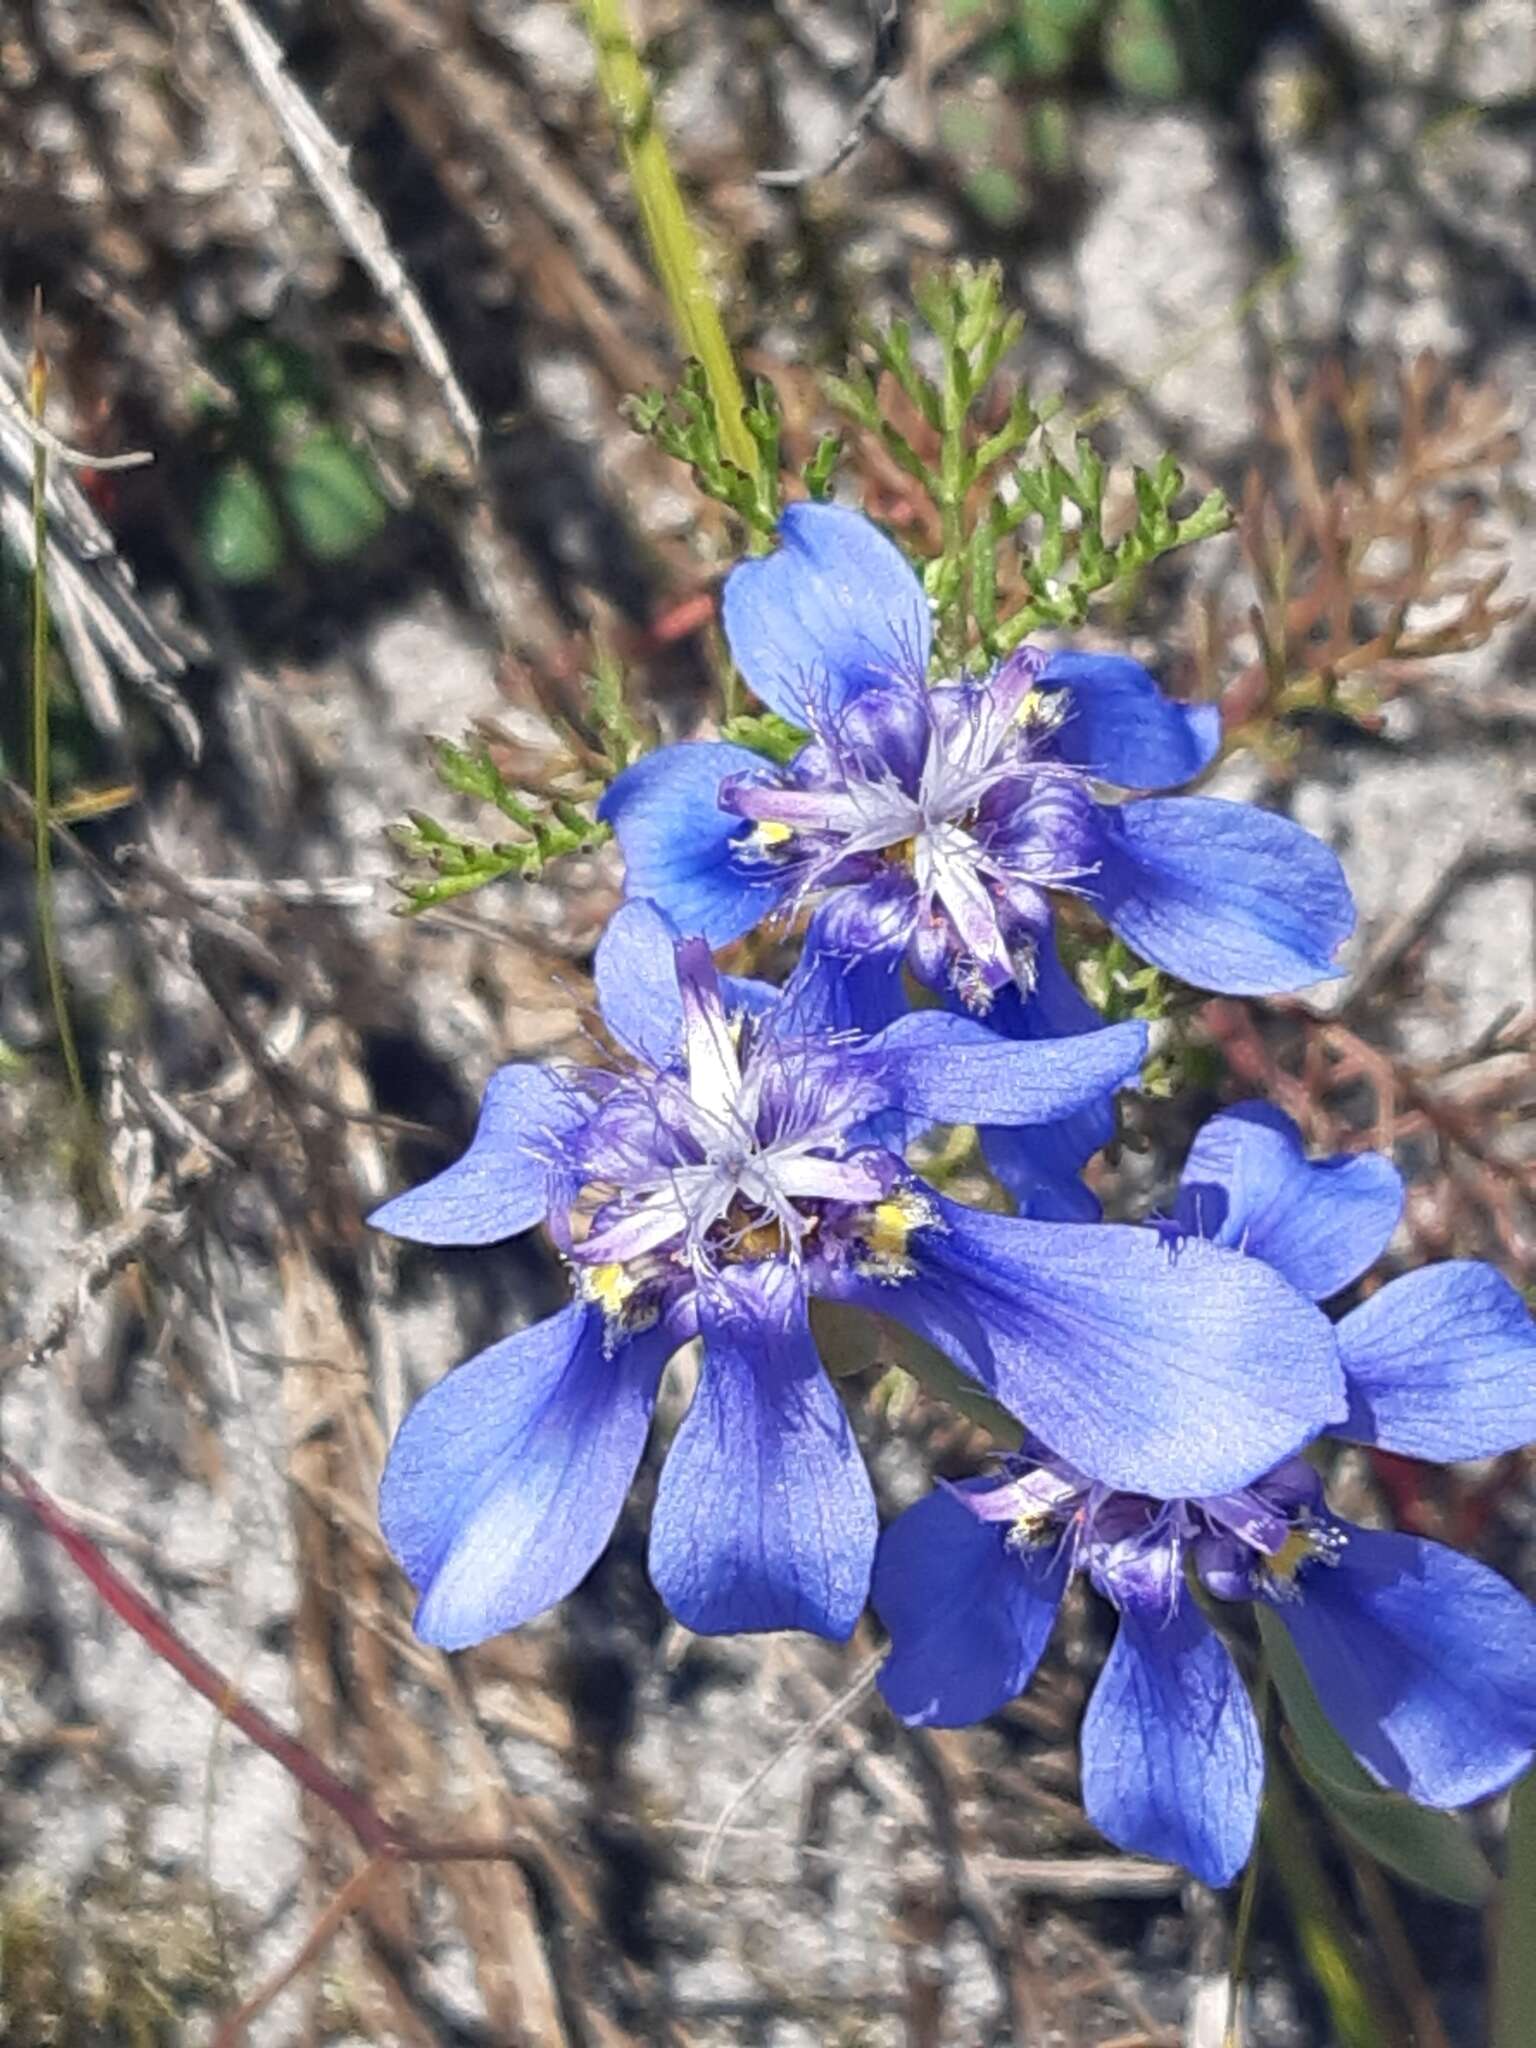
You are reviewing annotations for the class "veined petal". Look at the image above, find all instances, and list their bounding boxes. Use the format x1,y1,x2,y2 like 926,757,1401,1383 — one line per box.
1092,797,1354,996
649,1261,876,1638
1174,1102,1403,1301
1337,1264,1536,1461
772,902,910,1040
1277,1527,1536,1808
874,1485,1068,1726
1080,1597,1262,1886
593,900,776,1068
821,1199,1345,1497
1040,650,1222,790
380,1304,672,1648
721,502,932,723
598,740,795,947
867,1009,1147,1128
370,1062,585,1246
593,899,685,1066
675,937,744,1123
972,948,1119,1222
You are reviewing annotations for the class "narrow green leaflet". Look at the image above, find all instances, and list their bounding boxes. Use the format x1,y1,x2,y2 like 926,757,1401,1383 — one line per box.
1257,1605,1495,1908
719,711,811,764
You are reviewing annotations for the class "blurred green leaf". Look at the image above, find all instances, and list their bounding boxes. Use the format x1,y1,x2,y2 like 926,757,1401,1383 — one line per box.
1258,1605,1495,1907
1260,1752,1393,2048
199,459,285,586
1494,1767,1536,2048
809,1297,1023,1444
966,165,1029,227
1104,0,1185,99
278,428,389,563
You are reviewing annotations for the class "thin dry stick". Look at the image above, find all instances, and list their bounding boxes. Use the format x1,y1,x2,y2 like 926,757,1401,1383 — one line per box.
208,0,482,463
0,370,153,471
209,1855,388,2048
759,0,907,188
697,1650,884,1882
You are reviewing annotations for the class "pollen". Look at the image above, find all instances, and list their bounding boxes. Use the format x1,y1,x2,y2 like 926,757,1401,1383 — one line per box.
1006,1510,1054,1552
751,820,795,851
1262,1518,1345,1600
582,1262,638,1317
868,1198,917,1261
1012,688,1067,732
734,1216,792,1261
1267,1528,1316,1583
881,837,917,869
858,1187,937,1279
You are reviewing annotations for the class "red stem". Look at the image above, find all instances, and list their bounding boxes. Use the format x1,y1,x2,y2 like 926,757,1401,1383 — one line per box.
0,1451,407,1858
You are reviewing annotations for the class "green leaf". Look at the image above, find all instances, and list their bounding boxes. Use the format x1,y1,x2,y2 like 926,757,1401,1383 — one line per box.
1258,1605,1495,1907
720,710,810,764
199,459,285,585
802,432,844,501
807,1298,1022,1445
585,638,647,771
1494,1767,1536,2047
278,428,389,563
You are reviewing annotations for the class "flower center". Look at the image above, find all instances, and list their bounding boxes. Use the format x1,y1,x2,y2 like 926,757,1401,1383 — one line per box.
566,945,903,1336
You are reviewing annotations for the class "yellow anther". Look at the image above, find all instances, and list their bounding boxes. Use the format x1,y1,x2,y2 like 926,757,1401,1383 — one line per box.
864,1188,935,1266
1013,688,1066,732
868,1199,916,1262
584,1262,637,1317
1267,1528,1317,1585
1007,1511,1052,1552
753,820,794,849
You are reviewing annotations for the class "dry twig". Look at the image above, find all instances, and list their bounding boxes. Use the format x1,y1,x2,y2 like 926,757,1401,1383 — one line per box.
208,0,482,464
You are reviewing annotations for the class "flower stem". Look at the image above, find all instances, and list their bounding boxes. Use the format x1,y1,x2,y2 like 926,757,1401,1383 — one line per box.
1494,1766,1536,2048
1260,1751,1391,2048
581,0,755,478
1223,1678,1271,2045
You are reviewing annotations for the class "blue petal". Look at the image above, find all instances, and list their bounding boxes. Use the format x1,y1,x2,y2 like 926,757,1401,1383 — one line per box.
970,953,1121,1221
649,1262,877,1638
721,503,932,723
598,741,795,947
868,1010,1147,1129
1040,651,1221,790
1092,797,1355,995
594,899,685,1064
1173,1102,1403,1301
774,901,911,1039
820,1200,1345,1497
1080,1597,1262,1886
369,1063,585,1245
380,1304,672,1648
874,1486,1069,1726
1278,1527,1536,1807
594,899,775,1065
1337,1264,1536,1461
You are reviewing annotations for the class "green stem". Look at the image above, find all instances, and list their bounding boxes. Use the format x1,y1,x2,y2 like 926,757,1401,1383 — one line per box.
1224,1679,1271,2046
27,344,90,1129
1261,1753,1392,2048
1494,1767,1536,2048
581,0,754,478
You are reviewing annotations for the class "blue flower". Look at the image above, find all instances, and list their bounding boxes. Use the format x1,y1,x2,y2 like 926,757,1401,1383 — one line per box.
873,1105,1536,1884
599,503,1355,1214
370,910,1342,1650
